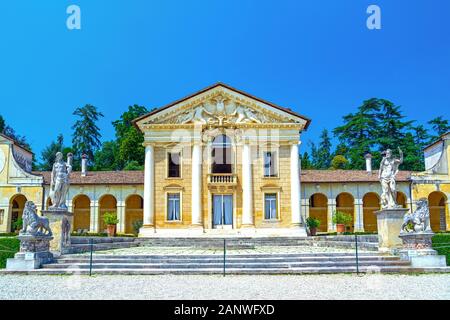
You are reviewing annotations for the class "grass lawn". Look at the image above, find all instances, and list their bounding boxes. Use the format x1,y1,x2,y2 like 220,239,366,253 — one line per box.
0,237,20,268
432,233,450,265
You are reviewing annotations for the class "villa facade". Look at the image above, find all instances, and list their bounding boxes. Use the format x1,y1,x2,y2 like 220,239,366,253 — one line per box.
0,84,448,236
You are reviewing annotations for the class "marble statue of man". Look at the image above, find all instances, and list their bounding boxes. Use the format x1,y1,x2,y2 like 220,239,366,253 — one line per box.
49,152,72,210
378,147,403,209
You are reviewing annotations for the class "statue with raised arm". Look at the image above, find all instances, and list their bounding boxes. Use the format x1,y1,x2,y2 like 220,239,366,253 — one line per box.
49,152,72,210
378,147,403,209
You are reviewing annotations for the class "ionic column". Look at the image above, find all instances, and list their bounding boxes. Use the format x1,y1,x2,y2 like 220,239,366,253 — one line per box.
191,142,203,226
241,143,254,226
140,145,155,235
290,143,301,226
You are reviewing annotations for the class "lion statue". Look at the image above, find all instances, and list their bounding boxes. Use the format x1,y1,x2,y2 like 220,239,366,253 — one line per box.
401,198,432,233
21,201,53,236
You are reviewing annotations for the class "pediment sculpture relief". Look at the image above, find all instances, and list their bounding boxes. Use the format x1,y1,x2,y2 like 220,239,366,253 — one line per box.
162,97,286,126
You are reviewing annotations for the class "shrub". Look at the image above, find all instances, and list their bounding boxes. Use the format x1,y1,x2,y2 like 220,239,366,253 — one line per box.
432,233,450,265
103,212,119,225
332,211,353,226
11,218,23,232
306,217,321,229
132,220,143,235
0,238,20,269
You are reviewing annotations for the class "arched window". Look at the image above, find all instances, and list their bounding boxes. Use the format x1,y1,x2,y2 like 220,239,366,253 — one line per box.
212,135,232,173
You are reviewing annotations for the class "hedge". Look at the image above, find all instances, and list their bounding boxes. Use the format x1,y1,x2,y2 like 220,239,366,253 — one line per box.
0,238,20,268
432,233,450,265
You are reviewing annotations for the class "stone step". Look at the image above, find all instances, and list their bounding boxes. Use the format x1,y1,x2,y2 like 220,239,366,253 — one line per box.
58,252,385,260
54,256,400,264
68,242,139,254
71,236,136,244
42,260,410,269
14,266,450,275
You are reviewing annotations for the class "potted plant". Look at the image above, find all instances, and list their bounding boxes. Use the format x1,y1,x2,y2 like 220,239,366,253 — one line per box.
332,211,353,234
103,212,119,237
132,220,143,236
306,217,321,236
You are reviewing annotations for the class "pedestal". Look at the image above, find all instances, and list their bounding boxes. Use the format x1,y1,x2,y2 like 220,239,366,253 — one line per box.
398,231,447,267
375,208,408,253
42,209,73,255
6,234,54,270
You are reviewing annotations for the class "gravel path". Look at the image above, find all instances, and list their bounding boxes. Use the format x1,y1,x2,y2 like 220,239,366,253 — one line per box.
0,274,448,300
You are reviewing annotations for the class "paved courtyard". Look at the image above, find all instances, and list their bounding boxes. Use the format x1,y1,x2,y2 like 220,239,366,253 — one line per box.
0,274,448,300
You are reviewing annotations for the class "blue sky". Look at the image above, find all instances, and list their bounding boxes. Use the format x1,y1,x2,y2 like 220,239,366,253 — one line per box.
1,0,449,162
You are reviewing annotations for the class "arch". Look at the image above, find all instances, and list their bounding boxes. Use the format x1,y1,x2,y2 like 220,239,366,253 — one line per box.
211,134,233,173
125,194,144,234
72,194,91,232
363,192,380,232
336,192,355,232
9,194,27,232
98,194,117,233
309,193,328,232
428,191,448,232
396,192,407,208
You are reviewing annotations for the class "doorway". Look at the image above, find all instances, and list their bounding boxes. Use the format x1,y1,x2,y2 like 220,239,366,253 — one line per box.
212,194,233,229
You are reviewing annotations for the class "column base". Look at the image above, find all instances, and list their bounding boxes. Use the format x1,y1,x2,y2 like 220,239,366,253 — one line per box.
138,225,155,237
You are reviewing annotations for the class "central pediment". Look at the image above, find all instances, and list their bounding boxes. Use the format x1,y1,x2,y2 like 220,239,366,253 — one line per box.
134,83,310,130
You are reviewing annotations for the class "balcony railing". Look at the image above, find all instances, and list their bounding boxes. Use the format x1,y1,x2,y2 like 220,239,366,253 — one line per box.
208,173,237,185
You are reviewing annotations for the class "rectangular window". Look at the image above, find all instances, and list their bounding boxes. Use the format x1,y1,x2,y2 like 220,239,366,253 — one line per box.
167,193,181,221
0,209,4,225
264,193,278,220
168,152,181,178
263,151,277,177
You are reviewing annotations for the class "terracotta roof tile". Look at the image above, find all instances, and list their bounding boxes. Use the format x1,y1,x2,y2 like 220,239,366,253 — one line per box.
34,169,413,185
300,170,412,183
34,171,144,185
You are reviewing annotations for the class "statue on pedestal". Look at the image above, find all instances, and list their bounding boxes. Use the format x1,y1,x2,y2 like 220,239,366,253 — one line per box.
401,198,432,233
49,152,72,210
378,147,403,209
21,201,52,236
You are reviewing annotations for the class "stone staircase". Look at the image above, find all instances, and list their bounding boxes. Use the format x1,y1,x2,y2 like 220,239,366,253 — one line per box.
68,236,139,254
29,251,449,274
135,235,379,251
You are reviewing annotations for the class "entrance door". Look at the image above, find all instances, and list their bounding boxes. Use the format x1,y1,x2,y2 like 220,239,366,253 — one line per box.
213,194,233,229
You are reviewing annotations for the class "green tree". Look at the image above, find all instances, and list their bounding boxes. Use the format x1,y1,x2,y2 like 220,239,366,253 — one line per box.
39,134,64,171
71,104,104,168
0,115,5,133
376,100,413,152
330,155,348,170
300,152,312,169
428,116,450,141
333,98,380,169
315,129,332,169
92,104,150,171
93,141,119,171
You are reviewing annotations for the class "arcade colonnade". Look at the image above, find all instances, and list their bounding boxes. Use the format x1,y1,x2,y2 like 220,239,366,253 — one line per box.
2,184,449,234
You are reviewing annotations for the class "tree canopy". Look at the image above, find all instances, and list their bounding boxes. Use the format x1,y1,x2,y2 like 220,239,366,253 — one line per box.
302,98,449,171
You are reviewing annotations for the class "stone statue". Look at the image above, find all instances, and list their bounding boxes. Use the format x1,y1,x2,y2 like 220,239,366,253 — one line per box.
21,201,52,236
49,152,72,210
378,147,403,209
180,105,212,124
401,198,432,233
230,105,262,124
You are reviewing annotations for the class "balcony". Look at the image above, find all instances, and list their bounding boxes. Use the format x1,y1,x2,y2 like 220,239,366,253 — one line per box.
207,173,237,186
